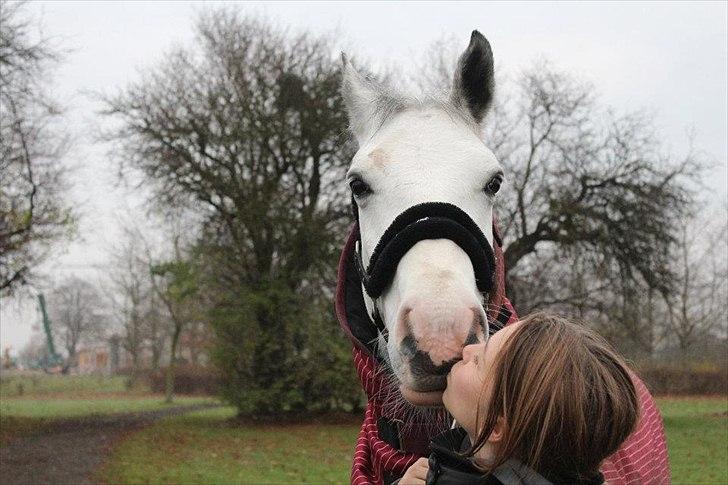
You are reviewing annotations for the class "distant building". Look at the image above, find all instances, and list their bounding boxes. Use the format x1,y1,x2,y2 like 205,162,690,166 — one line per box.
72,332,209,375
2,347,16,369
75,346,111,375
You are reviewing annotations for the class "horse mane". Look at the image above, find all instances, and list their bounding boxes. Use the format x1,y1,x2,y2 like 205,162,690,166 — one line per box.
344,63,481,144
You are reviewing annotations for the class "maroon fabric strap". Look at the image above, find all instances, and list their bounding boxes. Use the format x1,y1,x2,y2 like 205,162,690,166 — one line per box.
335,224,670,485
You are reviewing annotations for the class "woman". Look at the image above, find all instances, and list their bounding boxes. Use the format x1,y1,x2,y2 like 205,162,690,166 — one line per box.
400,313,639,485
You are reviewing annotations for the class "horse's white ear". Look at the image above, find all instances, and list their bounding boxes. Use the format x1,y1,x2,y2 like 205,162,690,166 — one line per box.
341,53,400,145
451,31,495,125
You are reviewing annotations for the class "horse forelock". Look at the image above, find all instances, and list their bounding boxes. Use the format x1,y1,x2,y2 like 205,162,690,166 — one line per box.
358,94,482,146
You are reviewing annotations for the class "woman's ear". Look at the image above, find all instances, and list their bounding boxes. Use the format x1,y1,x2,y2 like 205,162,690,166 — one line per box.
487,417,505,443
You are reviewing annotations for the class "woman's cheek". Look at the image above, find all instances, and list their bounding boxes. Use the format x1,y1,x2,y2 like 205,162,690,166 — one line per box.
443,368,463,414
446,366,479,430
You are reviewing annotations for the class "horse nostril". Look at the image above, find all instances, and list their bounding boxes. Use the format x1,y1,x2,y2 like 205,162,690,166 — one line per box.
432,358,457,375
407,345,459,377
464,328,480,346
399,305,485,380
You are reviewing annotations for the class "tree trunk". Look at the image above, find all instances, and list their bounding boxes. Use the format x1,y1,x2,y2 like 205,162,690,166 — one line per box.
151,341,161,371
127,350,139,390
62,346,77,374
189,326,200,365
165,325,182,403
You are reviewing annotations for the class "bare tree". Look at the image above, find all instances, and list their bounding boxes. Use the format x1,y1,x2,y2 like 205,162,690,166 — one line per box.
110,260,143,369
107,222,179,383
17,330,50,369
499,68,701,354
105,212,209,398
100,10,353,289
149,239,201,403
100,9,358,413
0,1,74,296
47,277,106,373
417,41,700,354
496,66,694,289
143,291,166,370
661,212,728,354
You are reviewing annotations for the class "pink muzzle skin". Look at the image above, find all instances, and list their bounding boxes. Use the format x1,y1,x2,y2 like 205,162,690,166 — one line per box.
335,223,670,485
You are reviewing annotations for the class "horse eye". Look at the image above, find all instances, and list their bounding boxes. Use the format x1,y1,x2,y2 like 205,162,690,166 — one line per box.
349,178,372,198
485,174,503,195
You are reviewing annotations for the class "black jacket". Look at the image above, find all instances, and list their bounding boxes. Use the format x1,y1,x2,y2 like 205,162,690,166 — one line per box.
413,428,605,485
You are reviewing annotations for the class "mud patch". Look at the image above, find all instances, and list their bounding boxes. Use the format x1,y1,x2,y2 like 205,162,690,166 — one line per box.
0,404,218,485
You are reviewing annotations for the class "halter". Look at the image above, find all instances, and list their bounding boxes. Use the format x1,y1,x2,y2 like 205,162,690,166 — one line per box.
340,202,512,468
352,201,503,336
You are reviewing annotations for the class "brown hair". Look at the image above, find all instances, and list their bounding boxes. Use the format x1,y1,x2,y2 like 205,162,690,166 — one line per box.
469,312,639,481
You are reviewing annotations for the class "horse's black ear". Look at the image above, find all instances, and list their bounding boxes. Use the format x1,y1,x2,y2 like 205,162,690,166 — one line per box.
451,30,495,125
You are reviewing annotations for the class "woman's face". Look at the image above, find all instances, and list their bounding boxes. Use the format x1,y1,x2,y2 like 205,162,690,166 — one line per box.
442,321,522,437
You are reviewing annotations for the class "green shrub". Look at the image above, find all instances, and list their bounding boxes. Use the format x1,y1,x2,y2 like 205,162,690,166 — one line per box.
210,283,363,416
149,365,221,395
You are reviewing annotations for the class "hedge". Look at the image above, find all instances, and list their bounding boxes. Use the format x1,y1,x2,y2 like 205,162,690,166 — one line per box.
636,363,727,395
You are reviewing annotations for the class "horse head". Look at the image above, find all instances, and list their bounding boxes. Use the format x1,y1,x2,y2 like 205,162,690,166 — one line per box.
342,31,504,406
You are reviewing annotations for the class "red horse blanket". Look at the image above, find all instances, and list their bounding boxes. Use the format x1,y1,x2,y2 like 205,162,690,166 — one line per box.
336,224,670,485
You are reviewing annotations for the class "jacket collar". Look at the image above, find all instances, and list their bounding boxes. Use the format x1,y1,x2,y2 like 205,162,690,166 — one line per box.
428,428,605,485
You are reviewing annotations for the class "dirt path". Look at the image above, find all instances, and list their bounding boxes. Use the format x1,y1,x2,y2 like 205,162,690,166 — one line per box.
0,403,219,485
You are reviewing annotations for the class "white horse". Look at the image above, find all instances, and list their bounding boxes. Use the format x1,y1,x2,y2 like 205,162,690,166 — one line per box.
338,31,669,485
342,31,502,407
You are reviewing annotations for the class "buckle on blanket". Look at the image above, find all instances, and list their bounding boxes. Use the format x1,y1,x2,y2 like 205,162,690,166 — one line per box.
377,416,432,457
377,416,403,451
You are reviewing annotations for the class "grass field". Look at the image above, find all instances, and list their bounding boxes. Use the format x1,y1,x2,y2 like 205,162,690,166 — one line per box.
0,373,130,398
99,407,359,484
657,396,727,484
2,375,725,483
98,396,727,485
0,373,217,445
0,395,216,418
0,373,215,419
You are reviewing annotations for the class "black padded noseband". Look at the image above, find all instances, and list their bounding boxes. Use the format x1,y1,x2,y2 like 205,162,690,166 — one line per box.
355,202,496,300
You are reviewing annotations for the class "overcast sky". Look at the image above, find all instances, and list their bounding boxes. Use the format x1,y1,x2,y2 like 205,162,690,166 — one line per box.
1,0,726,353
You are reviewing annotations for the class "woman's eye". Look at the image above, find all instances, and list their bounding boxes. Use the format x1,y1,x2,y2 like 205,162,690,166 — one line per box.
484,174,503,195
349,178,372,198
